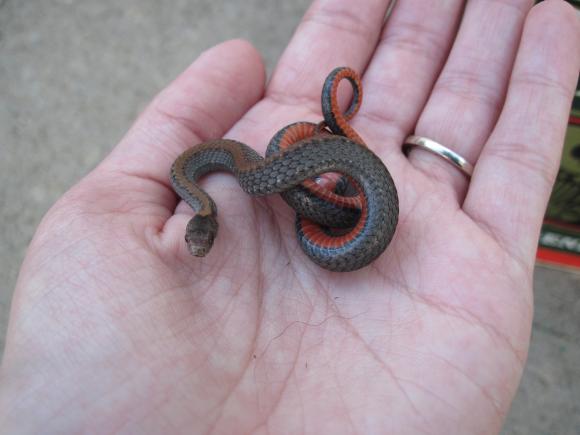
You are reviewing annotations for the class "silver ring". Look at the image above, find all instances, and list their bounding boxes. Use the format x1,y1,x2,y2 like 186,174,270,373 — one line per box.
403,135,474,178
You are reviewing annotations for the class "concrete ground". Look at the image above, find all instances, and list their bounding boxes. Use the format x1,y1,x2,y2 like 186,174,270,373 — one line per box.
0,1,578,433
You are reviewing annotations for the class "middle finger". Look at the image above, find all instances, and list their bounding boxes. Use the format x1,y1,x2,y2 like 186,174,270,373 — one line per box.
231,0,394,152
355,0,466,152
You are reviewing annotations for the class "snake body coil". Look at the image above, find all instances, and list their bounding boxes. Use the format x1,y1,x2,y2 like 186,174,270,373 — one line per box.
170,67,399,272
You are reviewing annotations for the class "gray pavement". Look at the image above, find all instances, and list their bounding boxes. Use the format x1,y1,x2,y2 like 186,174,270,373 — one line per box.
1,1,578,433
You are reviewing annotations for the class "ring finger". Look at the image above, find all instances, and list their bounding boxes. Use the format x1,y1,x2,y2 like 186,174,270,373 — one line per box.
406,0,534,199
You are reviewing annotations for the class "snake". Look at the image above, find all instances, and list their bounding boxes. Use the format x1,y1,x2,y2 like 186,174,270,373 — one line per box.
170,67,399,272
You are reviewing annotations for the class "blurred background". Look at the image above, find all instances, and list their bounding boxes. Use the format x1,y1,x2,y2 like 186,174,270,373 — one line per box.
1,1,579,434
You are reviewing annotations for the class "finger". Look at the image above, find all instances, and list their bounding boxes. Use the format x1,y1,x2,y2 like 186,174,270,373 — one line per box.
262,0,393,120
405,0,533,198
86,39,266,209
354,0,465,154
464,0,580,265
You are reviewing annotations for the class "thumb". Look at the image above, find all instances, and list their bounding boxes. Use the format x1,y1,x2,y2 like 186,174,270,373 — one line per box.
67,39,265,224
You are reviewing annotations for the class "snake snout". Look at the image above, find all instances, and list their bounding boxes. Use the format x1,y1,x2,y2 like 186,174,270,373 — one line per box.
185,215,219,257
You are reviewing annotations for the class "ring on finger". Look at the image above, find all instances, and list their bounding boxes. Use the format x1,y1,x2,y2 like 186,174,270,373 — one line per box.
403,135,474,178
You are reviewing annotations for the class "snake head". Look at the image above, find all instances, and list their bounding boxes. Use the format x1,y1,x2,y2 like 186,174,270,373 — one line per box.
185,215,219,257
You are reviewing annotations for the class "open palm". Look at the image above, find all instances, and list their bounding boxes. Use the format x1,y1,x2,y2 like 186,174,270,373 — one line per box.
2,1,578,433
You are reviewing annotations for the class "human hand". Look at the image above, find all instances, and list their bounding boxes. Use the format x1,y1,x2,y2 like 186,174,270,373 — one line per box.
1,0,578,433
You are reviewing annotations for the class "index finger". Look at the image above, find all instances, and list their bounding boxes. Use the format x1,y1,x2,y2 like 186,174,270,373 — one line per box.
265,0,393,114
105,40,266,187
77,39,266,216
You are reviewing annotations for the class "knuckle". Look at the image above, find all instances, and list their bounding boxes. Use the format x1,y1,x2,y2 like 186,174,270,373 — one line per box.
303,3,375,44
487,140,556,189
485,0,531,15
511,70,573,99
380,21,448,62
436,64,503,110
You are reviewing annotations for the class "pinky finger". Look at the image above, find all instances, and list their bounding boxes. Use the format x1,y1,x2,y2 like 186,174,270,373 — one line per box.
463,0,580,266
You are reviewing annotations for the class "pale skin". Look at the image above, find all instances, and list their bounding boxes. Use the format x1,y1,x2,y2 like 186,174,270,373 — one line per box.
1,0,579,433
